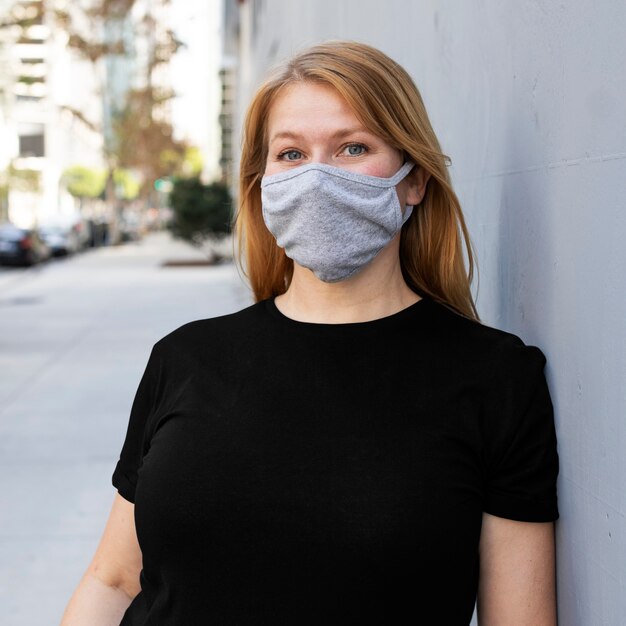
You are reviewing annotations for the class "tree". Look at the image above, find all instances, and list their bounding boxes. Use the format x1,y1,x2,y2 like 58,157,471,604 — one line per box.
62,166,106,200
113,169,140,200
53,0,136,224
52,0,185,237
61,166,139,203
112,86,187,201
167,177,232,260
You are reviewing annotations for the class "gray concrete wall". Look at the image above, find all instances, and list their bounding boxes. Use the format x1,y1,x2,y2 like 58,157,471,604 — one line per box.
235,1,626,623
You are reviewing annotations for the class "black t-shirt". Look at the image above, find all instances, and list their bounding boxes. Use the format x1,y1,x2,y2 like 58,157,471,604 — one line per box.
112,295,559,625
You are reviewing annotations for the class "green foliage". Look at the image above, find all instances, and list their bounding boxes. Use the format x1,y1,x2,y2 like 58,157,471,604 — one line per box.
8,165,41,193
62,166,106,198
167,177,232,246
0,179,7,206
61,166,139,200
113,87,187,196
181,147,203,177
113,169,140,200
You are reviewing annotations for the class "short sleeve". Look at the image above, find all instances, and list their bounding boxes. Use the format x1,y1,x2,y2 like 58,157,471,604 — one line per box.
112,342,165,503
482,336,560,522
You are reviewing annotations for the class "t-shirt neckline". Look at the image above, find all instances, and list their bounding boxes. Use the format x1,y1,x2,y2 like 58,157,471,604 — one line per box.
264,294,431,334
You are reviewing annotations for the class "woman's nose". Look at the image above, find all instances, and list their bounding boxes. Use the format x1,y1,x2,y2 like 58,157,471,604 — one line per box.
308,148,333,165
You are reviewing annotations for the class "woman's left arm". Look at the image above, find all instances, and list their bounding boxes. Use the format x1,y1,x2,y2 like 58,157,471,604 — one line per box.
477,512,557,626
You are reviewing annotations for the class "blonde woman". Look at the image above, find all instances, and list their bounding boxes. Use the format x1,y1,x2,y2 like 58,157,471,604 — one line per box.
62,41,559,625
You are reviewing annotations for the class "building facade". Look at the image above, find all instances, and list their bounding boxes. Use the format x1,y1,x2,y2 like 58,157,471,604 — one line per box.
0,0,180,233
0,0,104,228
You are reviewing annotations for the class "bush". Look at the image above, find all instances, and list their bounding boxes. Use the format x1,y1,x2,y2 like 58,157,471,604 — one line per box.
167,177,232,248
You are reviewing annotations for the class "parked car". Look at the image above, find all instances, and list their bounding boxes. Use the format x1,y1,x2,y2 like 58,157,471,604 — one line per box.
86,218,110,247
71,217,91,250
0,222,51,267
119,211,141,242
38,222,81,256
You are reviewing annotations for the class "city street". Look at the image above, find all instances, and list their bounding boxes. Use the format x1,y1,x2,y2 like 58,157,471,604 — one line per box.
0,231,252,624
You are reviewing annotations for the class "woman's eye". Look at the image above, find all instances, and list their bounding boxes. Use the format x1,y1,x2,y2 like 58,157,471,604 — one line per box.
343,143,367,156
279,150,303,161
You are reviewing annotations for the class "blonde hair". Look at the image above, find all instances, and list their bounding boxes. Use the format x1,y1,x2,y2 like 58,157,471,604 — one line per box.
234,40,480,322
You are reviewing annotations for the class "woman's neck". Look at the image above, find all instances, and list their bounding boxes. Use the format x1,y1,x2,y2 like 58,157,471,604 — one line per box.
274,249,421,324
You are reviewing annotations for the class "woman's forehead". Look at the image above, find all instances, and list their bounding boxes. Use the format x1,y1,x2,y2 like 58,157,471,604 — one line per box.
266,82,367,141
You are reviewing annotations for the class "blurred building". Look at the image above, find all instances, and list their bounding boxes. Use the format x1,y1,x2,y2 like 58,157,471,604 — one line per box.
160,0,241,193
0,0,180,234
168,0,222,184
218,0,239,188
133,0,172,123
1,0,235,230
0,0,104,229
101,9,135,163
0,0,16,222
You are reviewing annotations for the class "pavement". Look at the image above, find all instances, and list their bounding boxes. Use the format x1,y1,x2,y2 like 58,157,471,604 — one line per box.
0,231,252,625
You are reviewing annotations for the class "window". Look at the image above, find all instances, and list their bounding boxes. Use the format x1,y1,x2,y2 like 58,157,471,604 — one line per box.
18,123,45,157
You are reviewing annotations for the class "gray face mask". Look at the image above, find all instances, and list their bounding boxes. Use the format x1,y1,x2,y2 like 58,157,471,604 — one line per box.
260,161,415,283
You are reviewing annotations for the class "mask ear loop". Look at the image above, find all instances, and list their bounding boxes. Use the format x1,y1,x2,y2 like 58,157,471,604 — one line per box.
401,204,414,225
393,161,416,184
399,159,421,226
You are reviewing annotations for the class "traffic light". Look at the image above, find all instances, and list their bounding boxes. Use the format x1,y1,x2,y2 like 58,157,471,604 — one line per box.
154,178,173,192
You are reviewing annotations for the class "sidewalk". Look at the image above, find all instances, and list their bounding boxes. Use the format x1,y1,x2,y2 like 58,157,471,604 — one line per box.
0,231,252,625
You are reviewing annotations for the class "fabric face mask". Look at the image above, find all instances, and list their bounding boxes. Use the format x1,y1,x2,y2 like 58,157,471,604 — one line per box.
260,161,415,283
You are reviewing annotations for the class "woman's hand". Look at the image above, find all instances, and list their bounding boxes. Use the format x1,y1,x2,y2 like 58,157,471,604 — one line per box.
477,512,557,625
60,493,142,625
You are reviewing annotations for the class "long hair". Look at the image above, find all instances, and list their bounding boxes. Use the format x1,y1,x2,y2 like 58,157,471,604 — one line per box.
234,40,480,322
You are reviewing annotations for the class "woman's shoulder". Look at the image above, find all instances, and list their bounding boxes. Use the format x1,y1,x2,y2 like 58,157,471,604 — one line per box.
151,299,266,354
427,298,547,368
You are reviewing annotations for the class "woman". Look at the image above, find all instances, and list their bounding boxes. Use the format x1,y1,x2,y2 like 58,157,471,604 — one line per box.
62,41,559,625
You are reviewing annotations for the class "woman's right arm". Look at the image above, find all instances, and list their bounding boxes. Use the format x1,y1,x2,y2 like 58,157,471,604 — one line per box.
61,493,143,625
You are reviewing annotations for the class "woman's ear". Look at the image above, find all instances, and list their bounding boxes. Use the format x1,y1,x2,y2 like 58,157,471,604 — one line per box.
406,165,431,206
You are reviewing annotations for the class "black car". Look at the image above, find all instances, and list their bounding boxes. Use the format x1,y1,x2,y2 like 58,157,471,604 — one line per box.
0,222,51,266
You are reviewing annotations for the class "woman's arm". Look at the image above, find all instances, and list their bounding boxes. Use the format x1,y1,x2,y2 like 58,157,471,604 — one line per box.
477,512,557,625
61,493,143,625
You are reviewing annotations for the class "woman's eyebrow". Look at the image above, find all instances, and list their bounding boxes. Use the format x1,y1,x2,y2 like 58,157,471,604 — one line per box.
268,126,372,144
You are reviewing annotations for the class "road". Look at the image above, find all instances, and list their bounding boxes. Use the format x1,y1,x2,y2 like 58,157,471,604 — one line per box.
0,231,252,625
